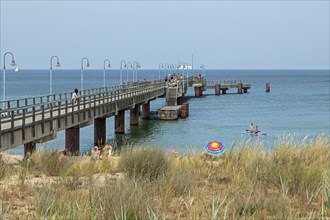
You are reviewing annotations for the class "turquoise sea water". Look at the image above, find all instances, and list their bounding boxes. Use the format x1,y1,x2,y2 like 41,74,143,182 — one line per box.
1,69,329,154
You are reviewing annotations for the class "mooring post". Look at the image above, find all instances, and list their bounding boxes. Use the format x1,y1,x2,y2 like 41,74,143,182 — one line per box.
215,84,221,95
180,103,189,118
266,82,270,92
142,101,150,119
130,105,140,126
177,97,184,105
24,142,36,159
65,126,80,155
238,83,243,94
194,87,203,97
115,110,125,133
94,117,106,145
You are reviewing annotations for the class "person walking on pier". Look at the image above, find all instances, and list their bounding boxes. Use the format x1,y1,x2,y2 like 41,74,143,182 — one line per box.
72,88,80,104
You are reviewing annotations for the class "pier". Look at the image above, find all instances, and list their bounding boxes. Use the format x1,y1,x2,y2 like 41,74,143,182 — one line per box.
0,75,250,156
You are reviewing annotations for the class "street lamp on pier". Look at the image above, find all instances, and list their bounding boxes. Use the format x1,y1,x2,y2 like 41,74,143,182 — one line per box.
200,64,205,76
81,57,90,91
2,52,17,109
126,62,133,84
165,63,169,76
133,61,141,82
103,59,111,87
120,60,127,85
50,55,61,96
169,64,174,75
158,63,164,80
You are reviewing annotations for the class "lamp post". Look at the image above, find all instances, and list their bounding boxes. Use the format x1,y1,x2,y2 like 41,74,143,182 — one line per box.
178,62,185,92
81,57,90,91
165,63,169,76
103,59,111,87
169,64,174,75
158,63,164,80
133,61,141,82
50,55,61,96
184,62,189,87
120,60,126,85
126,62,132,84
178,62,185,75
2,52,17,109
200,64,205,76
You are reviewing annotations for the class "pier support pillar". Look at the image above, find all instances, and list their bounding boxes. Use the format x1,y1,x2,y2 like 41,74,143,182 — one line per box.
142,101,150,119
194,87,203,97
65,126,80,155
94,117,106,145
180,103,189,118
130,105,140,126
266,82,270,92
238,83,243,94
243,88,248,93
115,110,125,133
24,142,36,158
222,89,227,94
177,97,184,105
215,84,221,95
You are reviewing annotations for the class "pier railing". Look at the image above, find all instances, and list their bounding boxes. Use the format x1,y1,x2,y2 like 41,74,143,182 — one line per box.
0,80,166,151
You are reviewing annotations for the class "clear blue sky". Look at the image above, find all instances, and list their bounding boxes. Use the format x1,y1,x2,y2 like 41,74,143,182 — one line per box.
0,0,329,69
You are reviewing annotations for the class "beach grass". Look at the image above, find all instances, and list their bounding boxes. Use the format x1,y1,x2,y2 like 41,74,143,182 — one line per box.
0,136,329,219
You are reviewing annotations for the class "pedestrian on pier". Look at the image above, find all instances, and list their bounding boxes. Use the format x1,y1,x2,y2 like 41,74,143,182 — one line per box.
72,88,80,104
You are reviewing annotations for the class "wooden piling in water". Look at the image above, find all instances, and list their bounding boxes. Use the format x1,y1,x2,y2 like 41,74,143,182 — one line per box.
130,105,140,126
266,82,270,92
65,126,80,155
238,83,243,94
180,103,189,118
194,87,203,97
115,110,125,133
215,84,221,95
94,117,106,145
142,101,150,119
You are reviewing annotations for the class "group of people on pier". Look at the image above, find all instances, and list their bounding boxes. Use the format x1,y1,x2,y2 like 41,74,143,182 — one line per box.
165,74,184,87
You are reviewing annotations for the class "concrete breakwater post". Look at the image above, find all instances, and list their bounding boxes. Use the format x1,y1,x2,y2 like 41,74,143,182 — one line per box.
238,83,243,94
194,87,203,97
24,142,36,158
65,126,80,155
266,82,270,92
130,105,140,126
142,101,150,119
215,84,221,95
94,117,106,146
177,97,184,105
115,110,125,133
180,103,189,118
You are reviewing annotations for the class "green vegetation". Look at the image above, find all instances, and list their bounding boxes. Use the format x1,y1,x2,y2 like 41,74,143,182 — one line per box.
0,136,329,219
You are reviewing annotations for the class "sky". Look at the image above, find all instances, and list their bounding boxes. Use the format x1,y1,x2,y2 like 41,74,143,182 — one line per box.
0,0,329,69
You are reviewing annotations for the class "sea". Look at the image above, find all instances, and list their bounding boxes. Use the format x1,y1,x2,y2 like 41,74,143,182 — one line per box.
1,69,329,155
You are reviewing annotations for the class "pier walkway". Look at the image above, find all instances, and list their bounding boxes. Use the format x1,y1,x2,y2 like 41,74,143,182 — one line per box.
0,75,250,156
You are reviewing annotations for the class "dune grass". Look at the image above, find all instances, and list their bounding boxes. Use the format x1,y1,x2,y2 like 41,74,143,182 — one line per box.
0,136,329,219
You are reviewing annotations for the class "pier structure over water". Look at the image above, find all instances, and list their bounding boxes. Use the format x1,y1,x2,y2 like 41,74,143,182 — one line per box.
0,75,250,156
0,78,191,156
193,76,251,96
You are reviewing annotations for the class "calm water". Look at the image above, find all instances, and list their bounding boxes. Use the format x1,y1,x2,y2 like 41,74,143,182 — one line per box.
1,69,329,154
